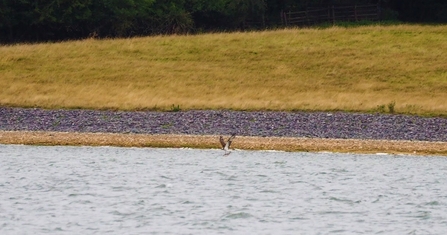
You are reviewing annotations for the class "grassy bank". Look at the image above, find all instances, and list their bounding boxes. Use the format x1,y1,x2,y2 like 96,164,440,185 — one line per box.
1,25,446,115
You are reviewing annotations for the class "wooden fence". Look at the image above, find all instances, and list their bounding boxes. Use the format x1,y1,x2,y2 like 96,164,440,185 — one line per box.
282,4,380,26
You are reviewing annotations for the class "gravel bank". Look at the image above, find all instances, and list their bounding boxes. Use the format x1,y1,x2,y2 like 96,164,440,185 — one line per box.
1,107,446,141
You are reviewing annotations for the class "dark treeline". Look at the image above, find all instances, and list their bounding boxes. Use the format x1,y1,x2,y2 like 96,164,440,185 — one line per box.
1,0,447,43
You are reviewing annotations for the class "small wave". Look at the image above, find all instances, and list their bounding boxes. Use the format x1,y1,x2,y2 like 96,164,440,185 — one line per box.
425,201,440,206
223,212,253,219
376,152,389,155
260,189,277,193
259,149,286,153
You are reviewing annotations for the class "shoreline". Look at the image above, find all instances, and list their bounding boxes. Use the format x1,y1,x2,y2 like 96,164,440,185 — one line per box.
1,131,446,156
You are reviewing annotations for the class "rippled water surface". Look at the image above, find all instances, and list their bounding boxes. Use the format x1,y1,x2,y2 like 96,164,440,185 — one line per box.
1,145,447,234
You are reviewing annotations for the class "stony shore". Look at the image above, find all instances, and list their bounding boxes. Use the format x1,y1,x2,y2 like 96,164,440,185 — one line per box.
1,107,446,155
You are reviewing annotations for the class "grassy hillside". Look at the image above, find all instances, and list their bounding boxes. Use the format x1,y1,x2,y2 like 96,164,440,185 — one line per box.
1,25,446,115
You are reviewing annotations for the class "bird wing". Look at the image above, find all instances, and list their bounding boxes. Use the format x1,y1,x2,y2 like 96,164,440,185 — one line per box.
219,136,226,149
226,134,236,149
224,141,230,151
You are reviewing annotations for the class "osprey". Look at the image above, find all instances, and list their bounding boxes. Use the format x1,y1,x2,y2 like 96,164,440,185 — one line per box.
220,133,236,156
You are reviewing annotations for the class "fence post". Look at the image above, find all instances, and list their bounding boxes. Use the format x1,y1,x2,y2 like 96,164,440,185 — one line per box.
377,3,381,21
354,5,358,21
281,11,287,26
305,10,309,25
282,11,289,26
262,14,265,28
280,10,284,25
331,5,335,25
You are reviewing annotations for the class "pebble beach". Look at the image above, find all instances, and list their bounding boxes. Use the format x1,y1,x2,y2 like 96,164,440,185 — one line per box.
1,107,446,155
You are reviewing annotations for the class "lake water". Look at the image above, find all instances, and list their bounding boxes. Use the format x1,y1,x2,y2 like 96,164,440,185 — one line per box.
1,144,447,234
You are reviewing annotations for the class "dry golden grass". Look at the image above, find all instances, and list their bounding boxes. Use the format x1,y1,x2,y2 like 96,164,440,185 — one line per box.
1,25,447,115
2,131,447,156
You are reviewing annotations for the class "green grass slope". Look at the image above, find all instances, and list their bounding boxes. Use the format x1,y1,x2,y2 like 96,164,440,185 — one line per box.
1,25,446,115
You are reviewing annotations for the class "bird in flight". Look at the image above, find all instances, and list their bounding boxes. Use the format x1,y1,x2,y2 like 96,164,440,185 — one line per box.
220,133,236,156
